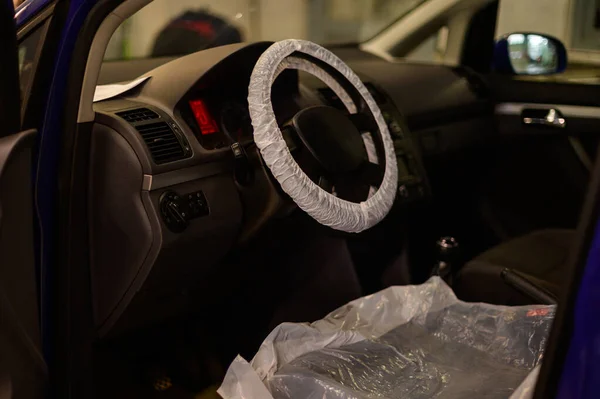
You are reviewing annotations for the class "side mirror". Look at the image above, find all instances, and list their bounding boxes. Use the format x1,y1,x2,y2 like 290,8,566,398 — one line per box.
493,33,567,75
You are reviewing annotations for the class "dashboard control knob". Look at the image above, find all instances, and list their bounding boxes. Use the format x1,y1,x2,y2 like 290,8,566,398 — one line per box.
160,191,189,233
167,201,187,224
398,185,409,198
231,142,253,186
432,236,461,281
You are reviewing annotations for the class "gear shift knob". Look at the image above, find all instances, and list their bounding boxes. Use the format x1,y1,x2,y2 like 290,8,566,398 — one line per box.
437,236,459,254
433,236,460,279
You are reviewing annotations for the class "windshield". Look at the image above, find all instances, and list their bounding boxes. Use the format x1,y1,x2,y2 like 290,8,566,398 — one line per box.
104,0,426,60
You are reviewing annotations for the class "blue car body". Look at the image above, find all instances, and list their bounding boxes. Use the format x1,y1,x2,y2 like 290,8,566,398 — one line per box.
14,0,53,26
10,1,600,397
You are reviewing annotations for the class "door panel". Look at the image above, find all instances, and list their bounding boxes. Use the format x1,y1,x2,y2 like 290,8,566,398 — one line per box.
0,0,21,135
490,76,600,149
496,102,600,137
0,2,45,398
483,76,597,240
495,102,600,161
0,130,45,398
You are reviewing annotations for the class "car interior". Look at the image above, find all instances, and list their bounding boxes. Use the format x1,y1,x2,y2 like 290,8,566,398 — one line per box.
3,0,600,398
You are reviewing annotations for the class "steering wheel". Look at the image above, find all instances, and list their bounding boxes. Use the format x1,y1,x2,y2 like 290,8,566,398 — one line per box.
248,40,398,233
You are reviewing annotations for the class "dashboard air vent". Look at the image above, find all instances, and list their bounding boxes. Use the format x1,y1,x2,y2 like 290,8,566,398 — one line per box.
136,122,186,164
116,108,159,123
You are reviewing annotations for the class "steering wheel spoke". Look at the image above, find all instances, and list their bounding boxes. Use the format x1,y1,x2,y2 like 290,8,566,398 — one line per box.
357,161,385,187
328,161,383,202
331,174,370,202
349,112,377,133
281,125,299,152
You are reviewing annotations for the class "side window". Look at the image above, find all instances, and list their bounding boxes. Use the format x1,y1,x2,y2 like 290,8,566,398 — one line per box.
405,26,449,63
571,0,600,52
16,19,50,111
19,27,45,96
496,0,600,82
102,0,431,62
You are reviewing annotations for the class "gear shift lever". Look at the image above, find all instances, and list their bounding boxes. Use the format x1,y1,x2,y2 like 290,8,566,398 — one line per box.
432,236,459,281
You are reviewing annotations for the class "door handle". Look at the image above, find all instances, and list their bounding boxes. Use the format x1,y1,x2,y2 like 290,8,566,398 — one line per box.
522,108,566,128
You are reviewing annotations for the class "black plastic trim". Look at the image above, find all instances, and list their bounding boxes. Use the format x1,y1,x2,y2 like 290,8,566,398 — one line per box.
55,1,127,398
0,0,21,137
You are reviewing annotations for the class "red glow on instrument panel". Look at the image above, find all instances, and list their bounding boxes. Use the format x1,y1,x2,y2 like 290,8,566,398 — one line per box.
189,99,219,135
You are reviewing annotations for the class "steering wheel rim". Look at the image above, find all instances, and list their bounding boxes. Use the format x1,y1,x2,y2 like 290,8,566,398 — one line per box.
248,40,398,233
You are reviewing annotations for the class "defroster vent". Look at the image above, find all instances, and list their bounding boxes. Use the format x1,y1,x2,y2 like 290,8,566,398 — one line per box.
136,122,187,164
116,108,159,123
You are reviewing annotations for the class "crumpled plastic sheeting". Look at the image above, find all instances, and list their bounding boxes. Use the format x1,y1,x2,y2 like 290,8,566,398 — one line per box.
248,40,398,233
219,277,554,399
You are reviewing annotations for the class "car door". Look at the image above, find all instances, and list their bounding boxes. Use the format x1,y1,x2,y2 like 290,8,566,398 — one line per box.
486,74,597,233
481,0,599,240
0,1,45,398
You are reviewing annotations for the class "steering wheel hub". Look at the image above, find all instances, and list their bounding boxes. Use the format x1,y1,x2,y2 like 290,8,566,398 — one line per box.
292,106,367,174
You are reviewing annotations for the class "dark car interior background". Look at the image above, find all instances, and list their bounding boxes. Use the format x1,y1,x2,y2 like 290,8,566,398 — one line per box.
5,0,599,398
92,27,595,399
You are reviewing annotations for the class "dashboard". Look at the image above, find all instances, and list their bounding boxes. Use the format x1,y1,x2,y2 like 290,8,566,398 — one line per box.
179,61,298,150
90,42,489,337
187,98,252,147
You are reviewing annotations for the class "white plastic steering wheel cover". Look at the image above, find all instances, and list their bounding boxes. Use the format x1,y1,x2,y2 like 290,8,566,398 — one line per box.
248,39,398,233
276,57,379,166
277,56,379,199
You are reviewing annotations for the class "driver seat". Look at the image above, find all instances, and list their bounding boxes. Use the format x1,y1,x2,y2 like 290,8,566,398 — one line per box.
453,229,574,305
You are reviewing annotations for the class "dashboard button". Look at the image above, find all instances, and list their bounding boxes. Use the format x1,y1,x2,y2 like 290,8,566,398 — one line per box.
159,190,209,232
160,190,189,233
389,120,403,137
398,185,409,198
